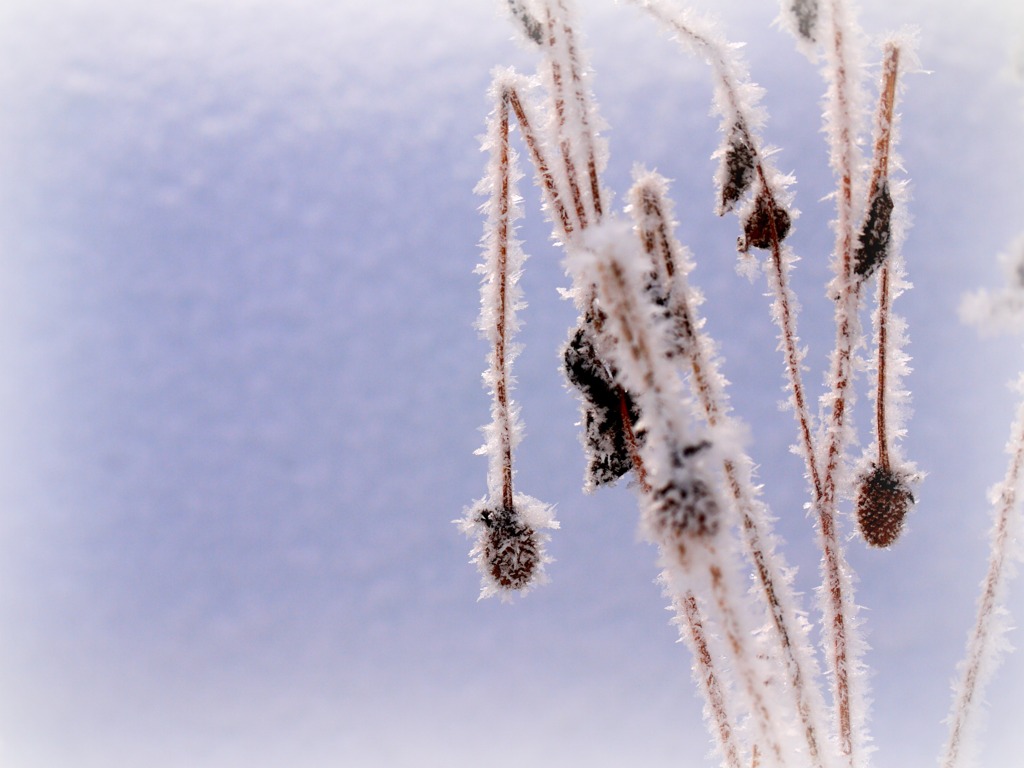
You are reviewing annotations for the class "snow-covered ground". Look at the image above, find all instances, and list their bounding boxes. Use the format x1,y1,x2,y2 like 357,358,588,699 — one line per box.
0,0,1022,766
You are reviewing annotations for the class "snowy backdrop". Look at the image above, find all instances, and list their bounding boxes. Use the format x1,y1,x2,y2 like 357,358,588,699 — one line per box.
0,0,1022,766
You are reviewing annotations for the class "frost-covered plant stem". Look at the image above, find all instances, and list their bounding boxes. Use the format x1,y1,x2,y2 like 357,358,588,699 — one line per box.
815,0,870,758
678,592,746,768
458,72,558,599
574,229,795,768
631,172,833,768
941,391,1024,768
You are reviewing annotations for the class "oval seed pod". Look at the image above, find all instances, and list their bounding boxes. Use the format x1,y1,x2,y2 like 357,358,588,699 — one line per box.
855,464,915,547
853,181,895,279
477,505,542,590
789,0,820,43
741,187,792,252
647,444,721,546
718,122,757,215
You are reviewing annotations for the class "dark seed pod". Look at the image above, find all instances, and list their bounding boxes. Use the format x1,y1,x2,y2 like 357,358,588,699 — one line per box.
741,187,792,251
855,464,915,548
478,506,540,590
650,477,720,541
790,0,820,43
506,0,544,45
719,123,757,215
562,325,641,488
853,182,894,279
649,448,720,543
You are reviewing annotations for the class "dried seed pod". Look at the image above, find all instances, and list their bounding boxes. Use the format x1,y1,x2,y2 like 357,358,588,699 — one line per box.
854,181,894,279
648,447,721,544
563,325,641,487
741,187,792,251
790,0,820,43
719,122,757,215
855,464,915,547
477,505,541,590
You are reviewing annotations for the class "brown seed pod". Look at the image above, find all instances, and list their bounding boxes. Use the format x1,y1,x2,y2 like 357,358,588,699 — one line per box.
478,506,540,590
648,446,720,544
719,123,757,215
741,187,792,252
855,464,915,548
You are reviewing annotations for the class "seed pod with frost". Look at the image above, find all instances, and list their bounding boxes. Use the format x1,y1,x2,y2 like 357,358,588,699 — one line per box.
855,464,915,548
741,186,792,252
854,181,895,279
718,122,757,215
789,0,820,43
562,324,642,488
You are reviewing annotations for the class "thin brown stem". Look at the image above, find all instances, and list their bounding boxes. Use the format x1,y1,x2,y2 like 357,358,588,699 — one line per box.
543,5,590,232
504,85,575,240
875,265,892,470
552,0,604,221
680,593,746,768
867,43,901,471
495,96,515,511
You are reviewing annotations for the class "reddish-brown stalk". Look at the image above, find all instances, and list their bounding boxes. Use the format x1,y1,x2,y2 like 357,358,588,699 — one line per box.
681,593,746,768
504,85,575,241
867,43,900,470
550,0,604,221
495,95,515,511
542,4,590,232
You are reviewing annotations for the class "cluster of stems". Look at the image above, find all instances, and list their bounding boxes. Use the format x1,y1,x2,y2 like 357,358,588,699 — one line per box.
458,1,1023,766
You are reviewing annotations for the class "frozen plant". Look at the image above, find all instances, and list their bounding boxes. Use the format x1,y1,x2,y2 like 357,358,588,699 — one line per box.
455,1,1023,766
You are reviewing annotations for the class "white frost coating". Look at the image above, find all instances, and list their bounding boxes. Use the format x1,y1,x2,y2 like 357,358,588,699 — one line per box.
941,385,1024,768
459,70,557,600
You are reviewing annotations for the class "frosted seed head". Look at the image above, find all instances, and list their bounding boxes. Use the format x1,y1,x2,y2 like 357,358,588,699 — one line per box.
854,182,895,279
477,505,542,590
740,187,791,251
562,325,640,488
855,464,915,547
790,0,820,43
647,445,721,545
718,123,757,215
